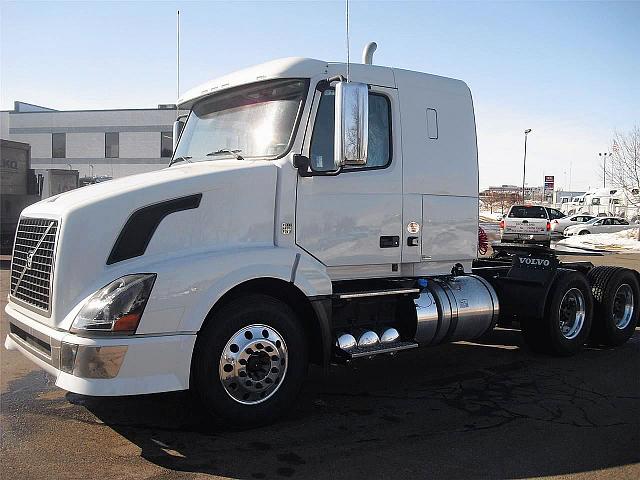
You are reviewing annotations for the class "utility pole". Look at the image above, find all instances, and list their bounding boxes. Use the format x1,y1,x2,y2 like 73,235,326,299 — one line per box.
522,129,532,202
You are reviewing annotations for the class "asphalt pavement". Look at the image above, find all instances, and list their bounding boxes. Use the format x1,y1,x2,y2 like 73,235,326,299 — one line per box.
1,254,639,480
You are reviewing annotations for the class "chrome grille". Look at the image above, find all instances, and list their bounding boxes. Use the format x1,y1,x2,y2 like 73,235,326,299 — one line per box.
10,218,58,313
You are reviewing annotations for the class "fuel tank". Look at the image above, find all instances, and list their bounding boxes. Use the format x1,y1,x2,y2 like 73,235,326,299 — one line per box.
414,275,499,345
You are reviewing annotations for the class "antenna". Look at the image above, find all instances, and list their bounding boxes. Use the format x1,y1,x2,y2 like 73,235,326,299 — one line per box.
176,10,180,103
345,0,350,82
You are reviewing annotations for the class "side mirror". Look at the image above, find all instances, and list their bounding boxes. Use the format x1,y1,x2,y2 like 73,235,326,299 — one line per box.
172,116,187,153
334,82,368,169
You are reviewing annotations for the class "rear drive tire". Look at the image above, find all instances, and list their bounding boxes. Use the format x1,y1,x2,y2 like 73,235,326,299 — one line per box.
522,270,593,356
587,267,639,346
191,294,308,427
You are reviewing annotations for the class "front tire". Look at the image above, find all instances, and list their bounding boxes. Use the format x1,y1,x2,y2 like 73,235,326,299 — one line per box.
191,294,308,427
579,230,590,235
588,267,639,346
522,270,593,356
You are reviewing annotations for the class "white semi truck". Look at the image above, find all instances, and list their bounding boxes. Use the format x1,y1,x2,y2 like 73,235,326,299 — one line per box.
5,47,639,426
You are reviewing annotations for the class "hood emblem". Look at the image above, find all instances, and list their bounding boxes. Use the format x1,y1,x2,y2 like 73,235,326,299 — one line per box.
12,221,55,295
26,249,36,269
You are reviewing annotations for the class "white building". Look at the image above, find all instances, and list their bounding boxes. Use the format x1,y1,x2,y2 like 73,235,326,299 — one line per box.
1,101,181,179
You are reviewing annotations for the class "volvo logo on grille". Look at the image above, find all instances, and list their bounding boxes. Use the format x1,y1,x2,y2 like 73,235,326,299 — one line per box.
26,249,36,269
12,221,55,295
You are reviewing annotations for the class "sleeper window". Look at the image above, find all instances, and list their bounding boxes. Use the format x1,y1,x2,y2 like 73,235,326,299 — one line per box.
309,89,391,172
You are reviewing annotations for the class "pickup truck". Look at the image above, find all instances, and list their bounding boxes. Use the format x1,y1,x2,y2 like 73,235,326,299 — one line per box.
5,45,639,427
500,205,566,246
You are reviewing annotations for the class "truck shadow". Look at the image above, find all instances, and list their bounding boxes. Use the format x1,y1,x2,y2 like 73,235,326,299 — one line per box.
69,328,640,479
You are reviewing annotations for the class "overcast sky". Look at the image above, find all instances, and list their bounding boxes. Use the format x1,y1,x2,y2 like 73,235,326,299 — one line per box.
1,1,638,190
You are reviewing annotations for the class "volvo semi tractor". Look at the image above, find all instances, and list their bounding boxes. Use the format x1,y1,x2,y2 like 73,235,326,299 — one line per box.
5,45,639,426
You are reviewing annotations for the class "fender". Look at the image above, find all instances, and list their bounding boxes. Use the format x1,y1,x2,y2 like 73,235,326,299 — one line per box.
105,246,332,334
176,247,332,332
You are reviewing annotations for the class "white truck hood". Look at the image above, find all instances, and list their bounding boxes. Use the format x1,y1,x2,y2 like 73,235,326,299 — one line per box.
13,160,278,329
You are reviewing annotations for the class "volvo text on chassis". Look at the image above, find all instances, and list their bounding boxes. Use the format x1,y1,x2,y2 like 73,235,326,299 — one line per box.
5,46,639,427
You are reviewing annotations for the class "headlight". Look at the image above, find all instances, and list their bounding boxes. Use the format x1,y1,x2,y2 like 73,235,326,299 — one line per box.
72,274,156,334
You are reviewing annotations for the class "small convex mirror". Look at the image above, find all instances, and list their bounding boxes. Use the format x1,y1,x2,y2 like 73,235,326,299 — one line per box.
334,82,369,168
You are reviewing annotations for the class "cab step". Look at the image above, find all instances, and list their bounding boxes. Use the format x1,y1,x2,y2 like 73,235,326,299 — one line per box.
338,340,419,359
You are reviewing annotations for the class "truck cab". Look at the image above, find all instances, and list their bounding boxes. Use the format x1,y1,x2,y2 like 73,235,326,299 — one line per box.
5,53,638,426
172,57,479,276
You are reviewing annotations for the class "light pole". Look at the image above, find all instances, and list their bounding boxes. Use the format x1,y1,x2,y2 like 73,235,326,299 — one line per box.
522,129,532,202
598,152,612,188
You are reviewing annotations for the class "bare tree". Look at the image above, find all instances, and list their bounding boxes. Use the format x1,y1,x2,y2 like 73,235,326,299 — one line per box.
608,126,640,240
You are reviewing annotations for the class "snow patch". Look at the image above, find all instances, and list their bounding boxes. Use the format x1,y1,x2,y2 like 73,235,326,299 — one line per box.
479,210,503,223
557,228,640,252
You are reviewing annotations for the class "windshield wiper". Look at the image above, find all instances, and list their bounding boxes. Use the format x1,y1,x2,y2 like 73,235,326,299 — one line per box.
169,156,192,167
206,149,244,161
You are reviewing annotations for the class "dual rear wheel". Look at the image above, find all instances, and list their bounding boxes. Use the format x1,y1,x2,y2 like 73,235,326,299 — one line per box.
522,271,594,356
522,268,639,356
588,267,639,347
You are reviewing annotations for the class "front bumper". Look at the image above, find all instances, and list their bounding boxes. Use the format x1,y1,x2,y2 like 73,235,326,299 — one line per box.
4,303,196,396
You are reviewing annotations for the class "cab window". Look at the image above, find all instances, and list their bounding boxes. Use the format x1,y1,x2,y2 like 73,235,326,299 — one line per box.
309,89,391,172
508,206,547,219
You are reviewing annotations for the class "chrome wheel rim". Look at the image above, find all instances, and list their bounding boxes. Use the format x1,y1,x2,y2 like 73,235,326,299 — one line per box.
558,288,586,340
219,324,288,405
613,284,634,330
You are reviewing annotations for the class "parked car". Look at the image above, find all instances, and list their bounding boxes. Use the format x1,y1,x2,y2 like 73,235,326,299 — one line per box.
564,217,634,236
500,205,555,246
550,213,596,237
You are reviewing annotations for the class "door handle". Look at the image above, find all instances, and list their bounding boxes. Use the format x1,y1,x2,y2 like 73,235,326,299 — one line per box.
380,236,400,248
407,236,419,247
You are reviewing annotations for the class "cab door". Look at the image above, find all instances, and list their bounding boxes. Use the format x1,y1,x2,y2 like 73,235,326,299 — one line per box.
295,83,403,275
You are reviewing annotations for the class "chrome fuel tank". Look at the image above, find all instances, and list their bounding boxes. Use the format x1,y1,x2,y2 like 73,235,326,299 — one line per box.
414,275,499,345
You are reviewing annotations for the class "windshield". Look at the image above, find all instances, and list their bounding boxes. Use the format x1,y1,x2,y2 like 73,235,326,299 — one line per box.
174,79,308,161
